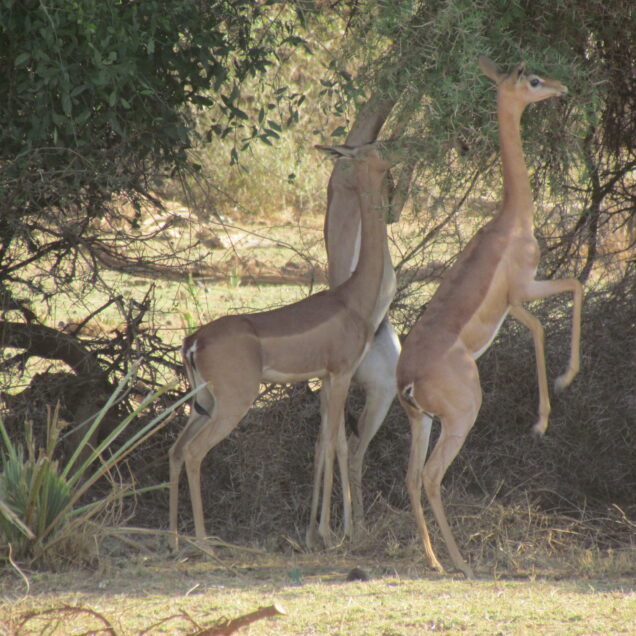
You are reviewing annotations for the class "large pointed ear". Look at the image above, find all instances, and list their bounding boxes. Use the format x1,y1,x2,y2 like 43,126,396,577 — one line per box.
478,55,504,84
314,144,355,159
512,61,527,83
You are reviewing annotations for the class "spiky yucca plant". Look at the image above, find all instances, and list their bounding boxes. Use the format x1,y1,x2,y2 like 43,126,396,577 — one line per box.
0,411,70,555
0,363,198,566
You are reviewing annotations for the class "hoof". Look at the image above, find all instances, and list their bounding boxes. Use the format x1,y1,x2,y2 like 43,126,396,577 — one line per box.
554,376,567,393
532,417,548,437
305,527,320,550
424,555,445,575
554,369,577,393
306,525,340,550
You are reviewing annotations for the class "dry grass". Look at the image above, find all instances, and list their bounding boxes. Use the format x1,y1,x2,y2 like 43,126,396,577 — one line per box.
1,547,634,635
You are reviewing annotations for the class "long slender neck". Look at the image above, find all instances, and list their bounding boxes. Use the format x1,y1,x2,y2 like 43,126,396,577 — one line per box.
339,164,385,320
497,95,533,224
324,166,391,282
324,101,390,274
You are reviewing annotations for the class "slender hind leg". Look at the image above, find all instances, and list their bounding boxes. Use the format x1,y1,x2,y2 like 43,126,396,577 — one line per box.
169,386,214,549
169,413,207,549
348,383,395,525
349,321,400,528
403,354,481,579
183,385,259,541
421,380,481,579
404,410,440,572
422,416,477,579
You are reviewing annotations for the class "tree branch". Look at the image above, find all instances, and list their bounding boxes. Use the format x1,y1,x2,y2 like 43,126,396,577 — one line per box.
0,321,105,379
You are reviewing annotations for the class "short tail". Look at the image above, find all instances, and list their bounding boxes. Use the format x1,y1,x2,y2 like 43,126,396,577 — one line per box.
193,399,211,417
183,343,212,418
401,383,420,411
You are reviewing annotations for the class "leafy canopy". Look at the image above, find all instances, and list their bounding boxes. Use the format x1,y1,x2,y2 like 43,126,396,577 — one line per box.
0,0,308,217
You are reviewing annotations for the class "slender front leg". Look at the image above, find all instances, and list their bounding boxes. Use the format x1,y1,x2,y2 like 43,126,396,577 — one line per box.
307,373,353,548
306,379,330,548
509,305,551,435
317,373,352,545
335,419,353,540
523,278,583,392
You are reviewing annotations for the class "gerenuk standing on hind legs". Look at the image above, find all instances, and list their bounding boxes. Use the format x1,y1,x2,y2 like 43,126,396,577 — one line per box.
396,55,583,579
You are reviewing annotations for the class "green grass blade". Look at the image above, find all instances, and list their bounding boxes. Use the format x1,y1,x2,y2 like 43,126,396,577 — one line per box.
68,384,198,497
69,482,167,519
0,498,35,539
61,361,142,481
0,420,19,465
42,383,200,543
66,378,182,489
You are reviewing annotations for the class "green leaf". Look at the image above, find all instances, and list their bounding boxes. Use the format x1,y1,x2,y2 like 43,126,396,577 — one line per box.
0,498,34,539
61,93,71,117
51,112,67,126
14,52,30,67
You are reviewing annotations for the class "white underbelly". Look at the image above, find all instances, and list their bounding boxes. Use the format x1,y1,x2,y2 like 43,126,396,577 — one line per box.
472,307,510,360
262,367,327,383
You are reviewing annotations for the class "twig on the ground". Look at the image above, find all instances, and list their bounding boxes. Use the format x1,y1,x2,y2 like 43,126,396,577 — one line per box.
195,603,286,636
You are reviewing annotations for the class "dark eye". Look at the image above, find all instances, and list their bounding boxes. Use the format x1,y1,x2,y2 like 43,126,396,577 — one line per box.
530,77,541,87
